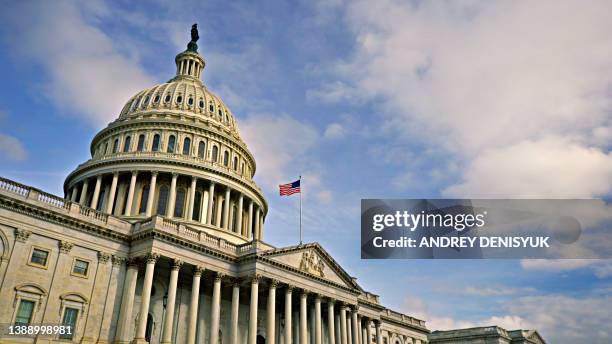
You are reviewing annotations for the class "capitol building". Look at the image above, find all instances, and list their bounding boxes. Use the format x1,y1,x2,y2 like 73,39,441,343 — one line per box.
0,29,430,344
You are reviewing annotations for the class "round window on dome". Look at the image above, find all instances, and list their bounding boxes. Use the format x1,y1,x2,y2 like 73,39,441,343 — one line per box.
164,94,171,103
218,109,222,117
143,96,150,106
199,99,204,108
209,104,214,112
177,95,183,104
188,97,194,106
154,95,160,103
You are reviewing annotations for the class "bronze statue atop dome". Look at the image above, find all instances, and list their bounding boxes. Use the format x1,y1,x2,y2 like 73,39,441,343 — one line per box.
187,23,199,52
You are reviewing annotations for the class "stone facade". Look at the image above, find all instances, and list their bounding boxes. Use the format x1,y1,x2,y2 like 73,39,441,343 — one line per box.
0,29,429,344
428,326,546,344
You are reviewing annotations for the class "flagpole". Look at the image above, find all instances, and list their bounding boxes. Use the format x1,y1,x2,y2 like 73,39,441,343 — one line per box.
299,175,302,245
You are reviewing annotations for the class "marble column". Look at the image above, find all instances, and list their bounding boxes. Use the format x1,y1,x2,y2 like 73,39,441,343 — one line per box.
248,200,254,239
200,190,209,224
115,259,138,344
248,275,260,344
230,280,240,344
340,306,348,344
91,175,103,209
328,300,336,344
187,266,203,344
210,272,224,344
223,187,231,229
145,172,158,216
70,186,78,202
124,171,138,216
351,309,359,344
300,291,308,344
347,309,352,344
237,194,244,235
167,173,178,218
375,321,382,344
285,286,293,344
187,177,197,220
254,207,261,240
215,193,223,227
161,259,183,344
267,280,278,344
106,172,119,213
259,211,265,239
315,295,322,344
133,253,159,343
366,320,372,344
357,316,362,344
207,182,215,225
78,179,89,205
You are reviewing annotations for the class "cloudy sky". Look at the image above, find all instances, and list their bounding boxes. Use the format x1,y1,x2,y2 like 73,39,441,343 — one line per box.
1,1,611,342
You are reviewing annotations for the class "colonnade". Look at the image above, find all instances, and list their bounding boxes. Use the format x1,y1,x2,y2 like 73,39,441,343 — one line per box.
115,253,384,344
68,171,265,240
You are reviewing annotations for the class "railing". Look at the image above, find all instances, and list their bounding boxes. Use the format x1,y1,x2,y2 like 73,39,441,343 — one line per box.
0,176,29,196
73,151,263,193
37,191,71,210
384,309,426,327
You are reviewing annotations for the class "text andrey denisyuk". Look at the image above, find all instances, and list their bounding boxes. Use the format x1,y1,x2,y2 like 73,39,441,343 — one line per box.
370,211,550,249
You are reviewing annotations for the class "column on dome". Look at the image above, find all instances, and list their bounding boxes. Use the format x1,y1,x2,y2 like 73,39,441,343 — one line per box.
285,285,294,344
267,279,278,344
187,176,197,220
237,193,244,236
70,186,78,202
300,291,308,344
328,299,336,344
167,173,178,218
78,178,89,205
200,188,209,224
254,205,261,240
248,275,260,344
248,200,254,239
259,210,265,239
223,187,231,229
340,305,348,344
210,272,224,344
162,259,182,344
187,266,203,344
315,295,322,344
230,279,240,344
133,253,159,343
106,172,119,213
215,192,223,227
145,172,158,216
115,259,138,344
207,182,215,225
91,175,103,209
124,171,138,216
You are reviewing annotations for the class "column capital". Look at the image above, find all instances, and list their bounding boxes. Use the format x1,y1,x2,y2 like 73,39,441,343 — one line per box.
285,284,295,292
112,255,125,266
98,251,111,264
171,172,179,178
14,228,31,242
374,319,381,327
228,277,242,287
96,174,103,180
131,170,139,176
214,271,226,281
171,259,183,270
191,176,198,182
126,257,139,267
250,273,262,284
151,171,159,176
328,297,336,304
301,288,310,296
144,252,160,264
314,293,323,301
112,171,120,177
59,240,74,254
269,279,279,288
193,265,204,276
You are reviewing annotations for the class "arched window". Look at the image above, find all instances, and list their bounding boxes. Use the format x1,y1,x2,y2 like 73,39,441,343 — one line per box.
164,94,171,103
197,141,206,159
143,95,150,106
139,185,149,214
123,136,131,152
176,95,183,104
188,97,194,106
182,137,191,155
154,95,160,103
209,104,214,112
101,142,107,156
199,99,204,109
241,163,245,175
112,138,119,153
137,134,146,152
212,146,219,163
193,191,202,221
167,135,176,153
218,109,223,117
152,134,160,152
223,151,229,166
157,186,169,215
174,189,186,218
233,157,238,170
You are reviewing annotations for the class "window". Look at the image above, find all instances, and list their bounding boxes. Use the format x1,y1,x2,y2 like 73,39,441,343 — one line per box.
143,95,150,106
72,259,89,277
164,94,171,103
176,95,183,104
15,300,35,326
233,157,238,170
188,97,194,106
223,151,229,166
241,163,245,175
197,141,206,159
152,134,160,152
112,138,119,154
199,99,204,108
139,185,149,214
60,307,78,339
157,186,169,215
218,109,222,117
123,136,132,152
209,104,214,112
212,146,218,163
193,191,202,221
182,137,191,155
154,95,160,103
174,189,186,218
137,134,146,152
30,248,49,267
167,135,176,153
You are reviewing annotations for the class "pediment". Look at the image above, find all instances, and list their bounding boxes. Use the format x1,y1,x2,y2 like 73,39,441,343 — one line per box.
261,243,360,290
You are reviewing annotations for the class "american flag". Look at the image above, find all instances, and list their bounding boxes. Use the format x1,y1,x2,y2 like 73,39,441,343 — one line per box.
279,179,301,196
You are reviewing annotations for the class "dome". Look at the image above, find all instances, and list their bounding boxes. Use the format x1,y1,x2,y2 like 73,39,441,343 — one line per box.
63,25,267,245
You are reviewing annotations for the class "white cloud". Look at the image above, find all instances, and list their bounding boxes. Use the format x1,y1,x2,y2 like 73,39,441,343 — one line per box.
521,259,612,278
324,123,346,139
307,81,360,103
327,0,612,198
0,134,27,161
3,1,154,126
463,286,535,297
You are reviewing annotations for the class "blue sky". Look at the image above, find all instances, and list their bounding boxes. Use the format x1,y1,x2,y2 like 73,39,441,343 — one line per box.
1,1,611,343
